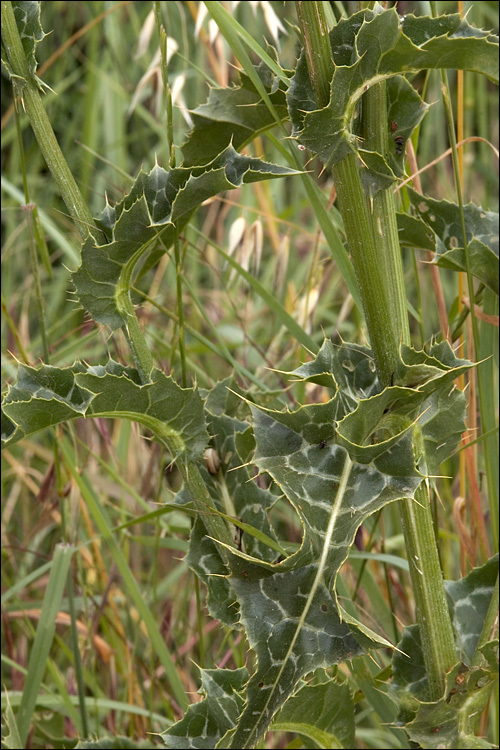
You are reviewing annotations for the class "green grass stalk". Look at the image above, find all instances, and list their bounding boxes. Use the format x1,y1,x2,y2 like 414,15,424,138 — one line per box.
1,1,93,240
430,0,497,554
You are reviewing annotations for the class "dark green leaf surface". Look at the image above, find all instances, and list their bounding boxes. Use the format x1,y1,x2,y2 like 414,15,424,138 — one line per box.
405,662,496,749
391,556,499,748
286,339,379,398
162,669,248,749
157,340,471,748
184,379,281,628
181,64,289,166
288,6,498,170
72,146,299,329
399,189,499,295
218,341,469,747
271,680,355,749
1,361,208,460
186,516,240,628
1,0,46,85
446,554,499,665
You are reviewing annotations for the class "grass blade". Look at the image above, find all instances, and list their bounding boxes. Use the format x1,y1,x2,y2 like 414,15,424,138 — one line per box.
59,436,189,711
189,228,317,353
16,543,74,746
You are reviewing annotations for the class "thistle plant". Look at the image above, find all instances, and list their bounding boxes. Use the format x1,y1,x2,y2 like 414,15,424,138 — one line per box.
1,2,498,749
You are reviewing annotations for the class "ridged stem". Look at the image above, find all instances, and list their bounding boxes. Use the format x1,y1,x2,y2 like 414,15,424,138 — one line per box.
332,154,401,385
296,0,457,701
1,1,93,240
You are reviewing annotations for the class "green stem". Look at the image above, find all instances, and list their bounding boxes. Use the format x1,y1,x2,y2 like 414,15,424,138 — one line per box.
194,571,205,668
181,461,233,566
154,1,176,168
400,485,457,696
297,0,457,701
173,231,188,387
295,1,332,108
115,246,155,382
361,82,410,347
1,1,93,241
14,94,52,277
332,154,401,385
25,206,50,361
296,1,401,385
66,572,89,736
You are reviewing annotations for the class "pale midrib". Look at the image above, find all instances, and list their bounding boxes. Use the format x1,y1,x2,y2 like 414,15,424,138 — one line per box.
241,450,354,749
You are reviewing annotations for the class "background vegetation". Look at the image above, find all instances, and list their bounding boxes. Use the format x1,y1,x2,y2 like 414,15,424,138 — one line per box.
1,1,498,748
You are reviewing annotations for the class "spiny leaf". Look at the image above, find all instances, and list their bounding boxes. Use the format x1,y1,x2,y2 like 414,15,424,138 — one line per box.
221,561,364,748
1,361,208,460
270,680,355,750
162,668,248,749
185,517,240,628
396,341,472,392
385,75,430,173
405,662,496,749
184,379,280,628
218,341,469,747
288,5,499,171
391,624,428,717
391,555,499,747
143,340,471,748
1,1,47,89
181,63,289,167
398,189,499,295
72,145,299,329
285,339,380,398
445,554,499,665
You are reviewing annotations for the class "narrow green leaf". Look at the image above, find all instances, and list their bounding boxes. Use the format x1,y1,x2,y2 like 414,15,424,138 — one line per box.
59,438,189,711
191,227,317,352
1,176,80,264
1,691,170,727
0,561,53,606
76,739,158,749
16,543,73,747
203,1,289,87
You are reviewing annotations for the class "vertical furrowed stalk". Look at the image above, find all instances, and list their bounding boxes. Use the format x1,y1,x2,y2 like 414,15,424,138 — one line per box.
296,1,457,700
